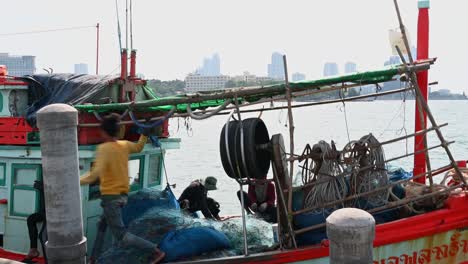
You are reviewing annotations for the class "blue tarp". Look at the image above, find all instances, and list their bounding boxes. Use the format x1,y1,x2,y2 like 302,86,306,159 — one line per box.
22,74,118,126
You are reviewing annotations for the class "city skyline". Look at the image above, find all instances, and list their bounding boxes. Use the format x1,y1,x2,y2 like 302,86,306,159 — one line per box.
0,53,35,76
195,53,221,76
2,1,467,93
74,63,88,74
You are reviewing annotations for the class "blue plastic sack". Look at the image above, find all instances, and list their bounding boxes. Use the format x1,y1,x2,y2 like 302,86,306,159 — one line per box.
159,226,231,262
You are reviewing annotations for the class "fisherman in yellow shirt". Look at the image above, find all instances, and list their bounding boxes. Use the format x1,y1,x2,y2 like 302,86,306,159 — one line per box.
80,114,165,264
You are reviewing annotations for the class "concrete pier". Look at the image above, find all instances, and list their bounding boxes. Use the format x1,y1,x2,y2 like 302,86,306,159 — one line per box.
37,104,87,264
326,208,375,264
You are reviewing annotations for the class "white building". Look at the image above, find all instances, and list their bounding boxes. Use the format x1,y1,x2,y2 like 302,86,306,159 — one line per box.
231,71,273,84
0,53,35,76
74,63,89,74
185,74,230,92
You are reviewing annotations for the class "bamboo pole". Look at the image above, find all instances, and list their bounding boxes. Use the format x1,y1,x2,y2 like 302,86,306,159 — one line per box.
289,123,448,162
395,46,434,187
292,164,451,216
392,0,467,186
282,55,296,228
272,162,298,248
216,87,412,118
77,87,413,128
289,141,454,193
294,183,462,235
75,63,432,112
374,123,447,147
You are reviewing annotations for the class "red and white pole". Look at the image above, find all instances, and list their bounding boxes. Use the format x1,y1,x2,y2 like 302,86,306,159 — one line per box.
413,0,430,183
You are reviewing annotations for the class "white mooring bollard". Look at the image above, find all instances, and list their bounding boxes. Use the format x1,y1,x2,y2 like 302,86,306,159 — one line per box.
326,208,375,264
37,104,87,264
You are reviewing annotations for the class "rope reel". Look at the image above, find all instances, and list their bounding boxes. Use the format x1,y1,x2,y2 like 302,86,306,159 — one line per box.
303,141,347,212
341,134,389,207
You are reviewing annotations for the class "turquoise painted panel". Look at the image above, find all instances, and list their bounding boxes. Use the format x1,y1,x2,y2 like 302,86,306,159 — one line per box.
12,189,37,216
0,204,6,234
0,163,5,186
14,168,37,185
4,217,29,254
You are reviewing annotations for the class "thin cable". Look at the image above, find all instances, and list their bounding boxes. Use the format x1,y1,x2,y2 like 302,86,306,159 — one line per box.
125,0,129,50
130,0,133,51
115,0,123,52
340,88,351,143
159,146,171,186
0,25,95,37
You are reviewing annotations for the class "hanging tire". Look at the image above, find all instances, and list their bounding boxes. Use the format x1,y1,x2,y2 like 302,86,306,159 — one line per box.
220,121,241,178
237,118,270,179
220,118,271,179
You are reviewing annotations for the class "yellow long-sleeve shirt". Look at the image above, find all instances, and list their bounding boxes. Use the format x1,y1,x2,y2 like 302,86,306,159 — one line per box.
80,135,148,195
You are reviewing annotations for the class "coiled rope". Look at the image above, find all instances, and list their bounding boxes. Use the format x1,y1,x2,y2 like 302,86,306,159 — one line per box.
344,134,389,207
186,99,232,120
304,141,347,212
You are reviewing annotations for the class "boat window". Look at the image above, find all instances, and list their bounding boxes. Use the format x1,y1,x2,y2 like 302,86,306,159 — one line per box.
10,164,41,217
129,156,144,192
147,154,162,187
0,163,5,186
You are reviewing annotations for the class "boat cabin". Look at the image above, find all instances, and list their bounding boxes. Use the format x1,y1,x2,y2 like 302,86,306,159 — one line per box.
0,66,180,256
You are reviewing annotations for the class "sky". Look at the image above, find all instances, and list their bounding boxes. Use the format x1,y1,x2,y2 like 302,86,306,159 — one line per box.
1,0,467,93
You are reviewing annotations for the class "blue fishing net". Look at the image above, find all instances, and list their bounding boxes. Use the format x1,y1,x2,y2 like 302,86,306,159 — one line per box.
97,189,274,263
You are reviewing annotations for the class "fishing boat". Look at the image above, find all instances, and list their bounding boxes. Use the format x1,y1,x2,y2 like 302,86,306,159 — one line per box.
0,0,466,263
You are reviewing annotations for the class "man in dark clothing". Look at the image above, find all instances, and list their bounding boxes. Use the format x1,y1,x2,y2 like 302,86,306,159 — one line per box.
22,180,46,262
178,177,221,220
237,178,277,223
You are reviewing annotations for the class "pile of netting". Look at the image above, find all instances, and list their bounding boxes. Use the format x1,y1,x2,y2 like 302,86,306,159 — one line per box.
98,188,274,264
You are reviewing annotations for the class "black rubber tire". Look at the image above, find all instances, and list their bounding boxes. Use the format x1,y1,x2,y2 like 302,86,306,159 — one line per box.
237,118,271,179
220,121,242,178
220,118,271,179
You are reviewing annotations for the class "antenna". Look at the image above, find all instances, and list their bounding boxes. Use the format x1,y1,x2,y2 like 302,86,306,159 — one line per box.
130,0,133,51
126,0,129,50
115,0,122,52
96,23,100,75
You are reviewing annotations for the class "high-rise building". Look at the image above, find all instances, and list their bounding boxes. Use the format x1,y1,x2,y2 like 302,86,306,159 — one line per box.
384,46,417,66
267,52,285,80
196,53,221,76
292,72,306,82
384,56,402,66
74,63,89,74
323,62,339,77
0,53,35,76
344,62,357,73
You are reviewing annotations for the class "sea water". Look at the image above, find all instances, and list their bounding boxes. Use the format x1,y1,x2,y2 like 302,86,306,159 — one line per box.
165,100,468,216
